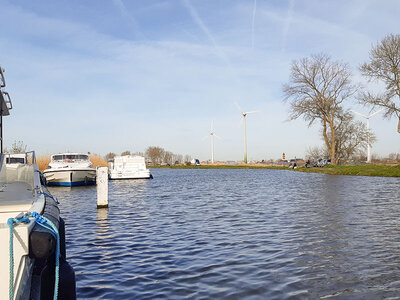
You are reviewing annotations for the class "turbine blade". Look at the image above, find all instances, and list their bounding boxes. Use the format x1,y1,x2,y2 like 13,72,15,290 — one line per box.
244,110,260,114
369,109,383,118
234,101,244,113
214,134,222,139
211,120,214,132
351,110,368,119
202,135,209,141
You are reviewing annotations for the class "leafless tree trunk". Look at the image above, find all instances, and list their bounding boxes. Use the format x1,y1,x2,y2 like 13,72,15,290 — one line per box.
360,34,400,132
283,53,357,165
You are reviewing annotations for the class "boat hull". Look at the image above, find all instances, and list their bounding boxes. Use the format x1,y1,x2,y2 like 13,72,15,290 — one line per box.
43,168,96,186
109,170,152,180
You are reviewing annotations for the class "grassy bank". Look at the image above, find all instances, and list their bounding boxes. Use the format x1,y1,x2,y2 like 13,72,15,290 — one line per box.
152,164,287,170
295,164,400,177
152,163,400,177
151,164,287,170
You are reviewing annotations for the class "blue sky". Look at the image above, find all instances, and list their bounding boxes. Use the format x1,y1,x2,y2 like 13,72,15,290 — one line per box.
1,0,399,161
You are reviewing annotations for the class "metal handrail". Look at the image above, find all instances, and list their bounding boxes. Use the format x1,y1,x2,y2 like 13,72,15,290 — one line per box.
26,151,37,165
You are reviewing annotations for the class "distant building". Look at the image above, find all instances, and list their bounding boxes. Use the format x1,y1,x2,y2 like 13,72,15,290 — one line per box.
190,159,200,166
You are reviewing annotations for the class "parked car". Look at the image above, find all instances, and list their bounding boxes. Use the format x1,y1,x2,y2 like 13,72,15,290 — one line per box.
313,158,330,167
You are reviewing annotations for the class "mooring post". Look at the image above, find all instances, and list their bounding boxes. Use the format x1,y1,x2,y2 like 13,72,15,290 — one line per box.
97,166,108,208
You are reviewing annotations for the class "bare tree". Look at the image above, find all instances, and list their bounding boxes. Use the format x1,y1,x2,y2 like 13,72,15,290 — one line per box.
283,53,358,165
5,140,27,153
163,151,173,165
105,152,116,161
145,146,165,165
388,152,400,161
331,110,373,162
305,146,329,161
173,154,183,164
121,150,131,156
305,111,372,163
350,149,367,162
360,34,400,132
184,154,192,163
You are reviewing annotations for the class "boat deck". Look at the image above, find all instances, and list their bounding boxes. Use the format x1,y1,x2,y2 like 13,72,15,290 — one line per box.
0,182,34,213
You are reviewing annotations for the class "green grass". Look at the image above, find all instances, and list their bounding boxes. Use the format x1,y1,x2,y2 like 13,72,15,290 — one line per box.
151,163,400,177
150,164,287,170
295,164,400,177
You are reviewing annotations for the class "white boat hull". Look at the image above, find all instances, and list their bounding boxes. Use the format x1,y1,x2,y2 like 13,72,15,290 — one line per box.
109,169,152,180
43,168,96,186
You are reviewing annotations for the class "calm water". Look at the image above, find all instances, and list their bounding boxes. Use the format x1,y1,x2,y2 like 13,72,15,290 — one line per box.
49,169,400,299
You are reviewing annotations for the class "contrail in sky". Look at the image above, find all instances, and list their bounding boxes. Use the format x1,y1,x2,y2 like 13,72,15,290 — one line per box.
251,0,257,49
281,0,294,52
181,0,238,81
112,0,145,39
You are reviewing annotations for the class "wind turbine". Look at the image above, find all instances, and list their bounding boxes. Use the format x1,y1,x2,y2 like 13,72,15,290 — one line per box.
351,108,383,163
204,121,221,164
235,102,260,164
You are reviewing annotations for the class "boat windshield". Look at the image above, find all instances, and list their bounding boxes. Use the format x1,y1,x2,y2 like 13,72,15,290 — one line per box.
53,154,89,161
53,155,63,161
0,153,35,189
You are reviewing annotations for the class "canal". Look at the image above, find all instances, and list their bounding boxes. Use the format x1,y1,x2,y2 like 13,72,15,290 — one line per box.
49,169,400,299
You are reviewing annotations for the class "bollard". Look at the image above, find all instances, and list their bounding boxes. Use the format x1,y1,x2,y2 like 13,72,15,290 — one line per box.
96,167,109,208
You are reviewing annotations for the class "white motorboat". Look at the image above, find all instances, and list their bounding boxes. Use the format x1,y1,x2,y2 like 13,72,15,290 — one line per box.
109,155,152,180
0,152,76,299
0,67,76,299
43,153,96,186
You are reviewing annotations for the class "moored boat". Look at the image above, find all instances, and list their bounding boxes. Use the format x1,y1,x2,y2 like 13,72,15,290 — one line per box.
43,153,96,186
0,65,76,299
109,155,152,180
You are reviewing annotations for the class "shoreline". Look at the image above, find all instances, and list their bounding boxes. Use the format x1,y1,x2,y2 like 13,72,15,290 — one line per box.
150,164,400,177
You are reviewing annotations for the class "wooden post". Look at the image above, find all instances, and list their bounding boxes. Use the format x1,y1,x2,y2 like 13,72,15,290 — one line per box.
97,167,108,208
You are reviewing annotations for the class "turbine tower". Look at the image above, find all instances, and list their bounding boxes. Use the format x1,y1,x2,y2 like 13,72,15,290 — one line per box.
351,109,383,163
204,121,221,164
235,102,260,164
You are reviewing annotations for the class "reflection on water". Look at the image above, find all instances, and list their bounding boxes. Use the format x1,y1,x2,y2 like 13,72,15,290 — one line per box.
49,169,400,299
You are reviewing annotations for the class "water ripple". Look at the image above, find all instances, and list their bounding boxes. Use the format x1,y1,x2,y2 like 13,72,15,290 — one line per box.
49,169,400,299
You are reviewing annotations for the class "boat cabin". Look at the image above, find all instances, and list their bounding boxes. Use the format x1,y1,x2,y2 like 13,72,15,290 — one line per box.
111,155,147,171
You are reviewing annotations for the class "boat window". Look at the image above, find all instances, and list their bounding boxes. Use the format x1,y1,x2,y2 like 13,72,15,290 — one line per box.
65,154,77,160
6,157,25,164
78,155,89,160
53,155,63,161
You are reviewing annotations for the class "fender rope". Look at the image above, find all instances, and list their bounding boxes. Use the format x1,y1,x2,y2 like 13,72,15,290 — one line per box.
8,212,60,300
